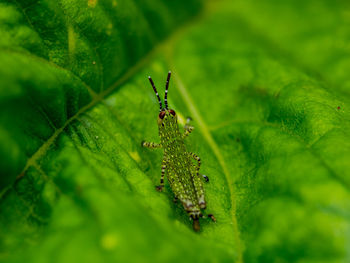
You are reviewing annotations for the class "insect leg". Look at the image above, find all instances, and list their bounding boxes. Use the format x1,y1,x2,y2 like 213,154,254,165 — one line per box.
183,126,194,139
156,157,167,192
141,141,162,149
185,116,192,124
188,152,201,175
183,117,194,139
208,214,216,222
187,152,206,209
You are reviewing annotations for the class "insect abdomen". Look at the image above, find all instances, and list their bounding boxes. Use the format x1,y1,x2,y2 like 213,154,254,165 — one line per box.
167,169,202,218
166,150,204,218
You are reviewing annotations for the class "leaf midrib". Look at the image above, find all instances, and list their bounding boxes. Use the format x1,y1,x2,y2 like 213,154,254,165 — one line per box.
171,72,243,263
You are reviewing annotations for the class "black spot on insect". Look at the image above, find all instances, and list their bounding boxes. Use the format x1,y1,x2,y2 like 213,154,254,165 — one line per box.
156,185,164,191
202,174,209,182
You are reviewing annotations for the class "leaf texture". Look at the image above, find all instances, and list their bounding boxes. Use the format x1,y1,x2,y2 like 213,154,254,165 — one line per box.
1,0,350,262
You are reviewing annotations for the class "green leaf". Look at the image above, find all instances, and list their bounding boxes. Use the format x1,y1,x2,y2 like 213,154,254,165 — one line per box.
1,0,350,262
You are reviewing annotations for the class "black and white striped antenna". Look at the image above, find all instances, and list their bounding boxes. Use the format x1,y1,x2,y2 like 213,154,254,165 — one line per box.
148,76,163,112
164,71,171,110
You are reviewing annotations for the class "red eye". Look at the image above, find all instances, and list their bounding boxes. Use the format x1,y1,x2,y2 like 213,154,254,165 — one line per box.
159,111,166,119
169,109,176,116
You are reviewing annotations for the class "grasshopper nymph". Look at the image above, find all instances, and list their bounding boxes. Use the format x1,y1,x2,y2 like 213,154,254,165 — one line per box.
141,71,215,231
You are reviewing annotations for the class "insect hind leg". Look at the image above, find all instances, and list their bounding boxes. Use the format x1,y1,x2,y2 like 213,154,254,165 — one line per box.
188,152,201,175
208,214,216,222
187,152,206,209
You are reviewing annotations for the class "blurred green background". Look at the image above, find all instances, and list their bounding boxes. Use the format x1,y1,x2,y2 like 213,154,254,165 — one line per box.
1,0,350,262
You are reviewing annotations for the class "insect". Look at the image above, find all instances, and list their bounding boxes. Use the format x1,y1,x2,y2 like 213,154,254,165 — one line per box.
141,71,215,231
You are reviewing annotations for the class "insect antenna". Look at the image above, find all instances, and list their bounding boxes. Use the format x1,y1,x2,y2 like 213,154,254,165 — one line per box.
164,71,171,110
148,76,163,112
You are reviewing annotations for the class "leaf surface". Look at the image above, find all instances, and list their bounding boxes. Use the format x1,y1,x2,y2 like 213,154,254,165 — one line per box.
1,0,350,262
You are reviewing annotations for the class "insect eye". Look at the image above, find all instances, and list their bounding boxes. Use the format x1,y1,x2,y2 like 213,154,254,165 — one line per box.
169,109,176,116
159,111,166,119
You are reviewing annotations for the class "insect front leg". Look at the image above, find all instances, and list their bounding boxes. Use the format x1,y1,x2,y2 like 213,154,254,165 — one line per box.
141,141,162,149
183,117,194,139
156,156,167,192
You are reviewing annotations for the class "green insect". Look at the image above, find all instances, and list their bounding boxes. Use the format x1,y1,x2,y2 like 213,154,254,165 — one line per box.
141,71,215,231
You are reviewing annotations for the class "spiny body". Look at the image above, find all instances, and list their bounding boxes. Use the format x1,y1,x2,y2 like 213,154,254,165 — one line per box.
159,110,205,219
141,71,214,231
